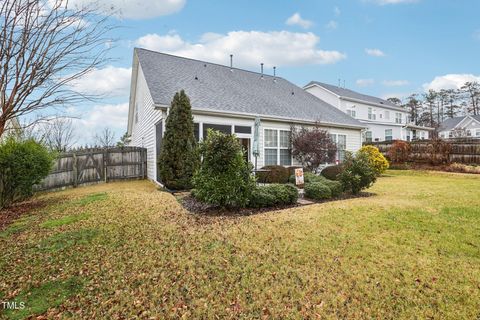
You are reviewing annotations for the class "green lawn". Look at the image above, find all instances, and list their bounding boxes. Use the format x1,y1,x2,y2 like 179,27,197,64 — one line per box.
1,170,479,319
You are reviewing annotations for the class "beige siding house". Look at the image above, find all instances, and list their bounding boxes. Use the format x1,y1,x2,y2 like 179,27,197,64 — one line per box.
127,48,365,182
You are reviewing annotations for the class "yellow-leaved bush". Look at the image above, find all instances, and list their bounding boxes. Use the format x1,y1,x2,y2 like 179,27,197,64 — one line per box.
358,145,389,176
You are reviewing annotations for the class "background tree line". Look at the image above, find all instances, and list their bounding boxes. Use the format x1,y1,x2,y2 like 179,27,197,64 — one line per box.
387,81,480,128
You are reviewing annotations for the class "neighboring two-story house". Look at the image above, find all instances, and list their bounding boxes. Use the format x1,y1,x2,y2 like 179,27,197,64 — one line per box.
438,115,480,139
304,81,433,142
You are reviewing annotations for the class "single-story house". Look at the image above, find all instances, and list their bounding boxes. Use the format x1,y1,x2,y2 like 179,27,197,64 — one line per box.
304,81,434,142
126,48,365,182
438,115,480,139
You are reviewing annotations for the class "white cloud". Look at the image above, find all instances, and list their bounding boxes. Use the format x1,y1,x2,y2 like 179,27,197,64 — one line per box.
365,48,386,57
68,66,131,97
367,0,419,5
334,6,341,16
423,74,480,91
356,78,375,87
382,80,410,87
135,31,346,67
326,20,338,30
67,0,186,19
78,103,128,131
285,13,313,29
474,29,480,41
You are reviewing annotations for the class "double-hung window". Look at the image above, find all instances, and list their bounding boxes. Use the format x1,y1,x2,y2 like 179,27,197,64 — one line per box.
364,131,373,142
330,134,347,162
395,113,403,124
385,129,393,141
264,129,291,166
347,109,356,118
368,107,376,120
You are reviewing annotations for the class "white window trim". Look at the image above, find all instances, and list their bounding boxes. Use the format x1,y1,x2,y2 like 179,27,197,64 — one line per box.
330,133,347,163
385,129,393,141
264,128,292,166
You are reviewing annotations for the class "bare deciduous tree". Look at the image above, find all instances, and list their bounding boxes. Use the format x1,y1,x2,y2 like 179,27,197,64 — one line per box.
94,127,115,148
0,0,114,138
43,117,77,152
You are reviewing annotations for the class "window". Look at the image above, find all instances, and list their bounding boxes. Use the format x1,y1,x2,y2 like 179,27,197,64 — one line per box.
449,131,453,138
330,134,347,162
385,111,390,120
235,126,252,134
385,129,393,141
203,123,232,138
368,107,376,120
347,109,356,118
476,130,480,137
467,130,472,137
379,113,383,119
264,129,291,166
395,113,403,124
364,131,372,143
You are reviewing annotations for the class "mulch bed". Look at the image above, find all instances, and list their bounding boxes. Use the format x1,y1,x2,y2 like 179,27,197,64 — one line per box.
177,192,375,217
0,199,53,231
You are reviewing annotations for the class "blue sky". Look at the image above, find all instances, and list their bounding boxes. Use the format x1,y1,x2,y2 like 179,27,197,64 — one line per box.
63,0,480,144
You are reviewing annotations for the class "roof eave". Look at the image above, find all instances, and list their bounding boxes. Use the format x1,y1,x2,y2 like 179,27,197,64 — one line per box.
154,104,365,130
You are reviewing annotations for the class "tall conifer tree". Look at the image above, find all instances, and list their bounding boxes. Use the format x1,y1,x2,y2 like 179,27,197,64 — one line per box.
158,90,199,189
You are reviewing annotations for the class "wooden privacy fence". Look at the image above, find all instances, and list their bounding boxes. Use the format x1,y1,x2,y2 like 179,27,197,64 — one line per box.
35,147,147,191
365,139,480,164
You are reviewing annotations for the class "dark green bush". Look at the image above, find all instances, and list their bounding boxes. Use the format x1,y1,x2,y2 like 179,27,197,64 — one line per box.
323,180,343,197
304,182,332,200
289,172,327,184
339,152,377,194
0,137,54,208
193,130,255,208
256,165,290,183
158,90,199,190
248,184,298,208
320,165,344,180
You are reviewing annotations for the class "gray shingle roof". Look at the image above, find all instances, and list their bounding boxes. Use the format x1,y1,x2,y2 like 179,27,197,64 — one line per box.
438,115,480,131
135,48,364,128
305,81,405,111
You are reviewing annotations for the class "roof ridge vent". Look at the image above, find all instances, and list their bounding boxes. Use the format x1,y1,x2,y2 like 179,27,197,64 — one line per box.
260,63,264,79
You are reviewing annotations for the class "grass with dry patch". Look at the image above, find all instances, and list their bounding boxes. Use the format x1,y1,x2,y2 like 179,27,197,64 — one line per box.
0,170,479,319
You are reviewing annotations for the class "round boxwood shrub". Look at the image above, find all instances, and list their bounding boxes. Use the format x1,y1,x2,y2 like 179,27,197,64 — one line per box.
248,183,298,208
0,137,54,208
323,180,343,197
320,165,344,181
289,171,327,184
193,130,255,208
256,165,290,184
304,182,332,200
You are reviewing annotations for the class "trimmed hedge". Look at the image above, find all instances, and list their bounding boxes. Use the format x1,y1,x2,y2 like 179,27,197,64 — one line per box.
248,184,298,208
256,165,290,184
304,182,332,200
323,180,343,197
320,165,344,181
0,137,54,208
289,172,327,184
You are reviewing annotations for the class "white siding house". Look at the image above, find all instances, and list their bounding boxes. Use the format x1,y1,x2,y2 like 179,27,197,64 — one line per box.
438,115,480,139
127,49,365,183
304,82,433,142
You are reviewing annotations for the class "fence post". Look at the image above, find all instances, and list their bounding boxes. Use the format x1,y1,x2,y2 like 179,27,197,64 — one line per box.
104,149,108,183
73,152,78,188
